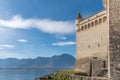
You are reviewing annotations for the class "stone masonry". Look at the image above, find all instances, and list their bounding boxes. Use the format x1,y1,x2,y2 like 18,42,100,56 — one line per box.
109,0,120,80
75,0,120,80
75,0,109,78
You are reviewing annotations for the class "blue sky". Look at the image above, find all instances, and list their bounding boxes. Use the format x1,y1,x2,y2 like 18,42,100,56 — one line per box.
0,0,104,59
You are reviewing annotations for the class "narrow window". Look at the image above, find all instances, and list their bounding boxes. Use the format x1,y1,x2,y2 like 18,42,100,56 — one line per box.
103,61,106,68
88,45,90,48
95,20,98,26
81,26,84,30
98,43,100,47
85,25,87,29
99,18,102,24
91,22,94,27
88,23,90,28
103,16,107,22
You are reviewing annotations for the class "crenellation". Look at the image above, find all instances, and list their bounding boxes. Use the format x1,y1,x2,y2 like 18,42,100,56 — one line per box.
76,10,107,32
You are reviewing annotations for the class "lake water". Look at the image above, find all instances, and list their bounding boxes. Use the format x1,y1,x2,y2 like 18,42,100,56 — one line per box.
0,68,58,80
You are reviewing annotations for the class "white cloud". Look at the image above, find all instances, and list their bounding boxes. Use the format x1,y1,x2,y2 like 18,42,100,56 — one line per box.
52,41,76,46
17,39,28,43
0,15,75,34
0,44,15,49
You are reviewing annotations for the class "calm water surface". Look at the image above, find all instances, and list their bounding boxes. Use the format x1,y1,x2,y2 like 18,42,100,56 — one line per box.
0,68,58,80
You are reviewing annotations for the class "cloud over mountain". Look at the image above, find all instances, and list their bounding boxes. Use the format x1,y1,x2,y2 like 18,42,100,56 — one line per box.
52,41,76,46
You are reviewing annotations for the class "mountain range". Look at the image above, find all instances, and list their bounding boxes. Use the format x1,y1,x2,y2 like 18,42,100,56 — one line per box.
0,54,75,69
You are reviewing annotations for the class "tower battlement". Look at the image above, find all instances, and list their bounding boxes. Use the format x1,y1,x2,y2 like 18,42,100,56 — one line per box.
76,10,107,32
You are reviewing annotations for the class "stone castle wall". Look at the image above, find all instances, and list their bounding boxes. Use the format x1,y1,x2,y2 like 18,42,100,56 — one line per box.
75,0,120,79
76,10,108,59
75,10,109,75
72,75,108,80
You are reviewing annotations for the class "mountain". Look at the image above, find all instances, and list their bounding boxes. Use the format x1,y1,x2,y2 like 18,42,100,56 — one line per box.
0,54,75,69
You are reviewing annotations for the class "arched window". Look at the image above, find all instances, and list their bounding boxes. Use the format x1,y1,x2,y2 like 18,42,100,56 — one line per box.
103,16,107,22
91,22,94,27
85,25,87,30
81,26,84,30
99,18,102,24
88,23,90,28
95,20,98,26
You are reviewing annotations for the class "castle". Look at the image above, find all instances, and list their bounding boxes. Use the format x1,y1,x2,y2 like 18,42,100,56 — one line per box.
74,0,120,80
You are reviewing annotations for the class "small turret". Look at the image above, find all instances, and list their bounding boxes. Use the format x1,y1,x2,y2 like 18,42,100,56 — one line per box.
76,12,83,31
76,12,83,20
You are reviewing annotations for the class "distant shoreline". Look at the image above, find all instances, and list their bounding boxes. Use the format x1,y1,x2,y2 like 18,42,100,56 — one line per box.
0,68,58,69
0,68,72,70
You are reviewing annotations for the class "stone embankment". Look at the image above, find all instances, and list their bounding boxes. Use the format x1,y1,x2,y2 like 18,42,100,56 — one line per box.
35,70,87,80
72,75,109,80
35,70,109,80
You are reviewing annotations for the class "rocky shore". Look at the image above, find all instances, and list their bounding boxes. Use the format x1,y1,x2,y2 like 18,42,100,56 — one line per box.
35,70,87,80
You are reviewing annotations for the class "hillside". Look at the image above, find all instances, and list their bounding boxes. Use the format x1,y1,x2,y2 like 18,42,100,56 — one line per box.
0,54,75,69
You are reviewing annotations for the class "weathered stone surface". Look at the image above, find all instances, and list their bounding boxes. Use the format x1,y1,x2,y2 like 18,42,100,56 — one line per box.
109,0,120,80
75,0,120,80
75,5,109,78
75,57,91,74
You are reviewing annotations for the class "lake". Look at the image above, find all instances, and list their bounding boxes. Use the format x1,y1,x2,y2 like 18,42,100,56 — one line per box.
0,68,58,80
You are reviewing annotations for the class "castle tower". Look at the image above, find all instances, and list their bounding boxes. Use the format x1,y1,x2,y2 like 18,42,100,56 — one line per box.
109,0,120,80
75,0,120,79
76,12,83,22
76,12,83,31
